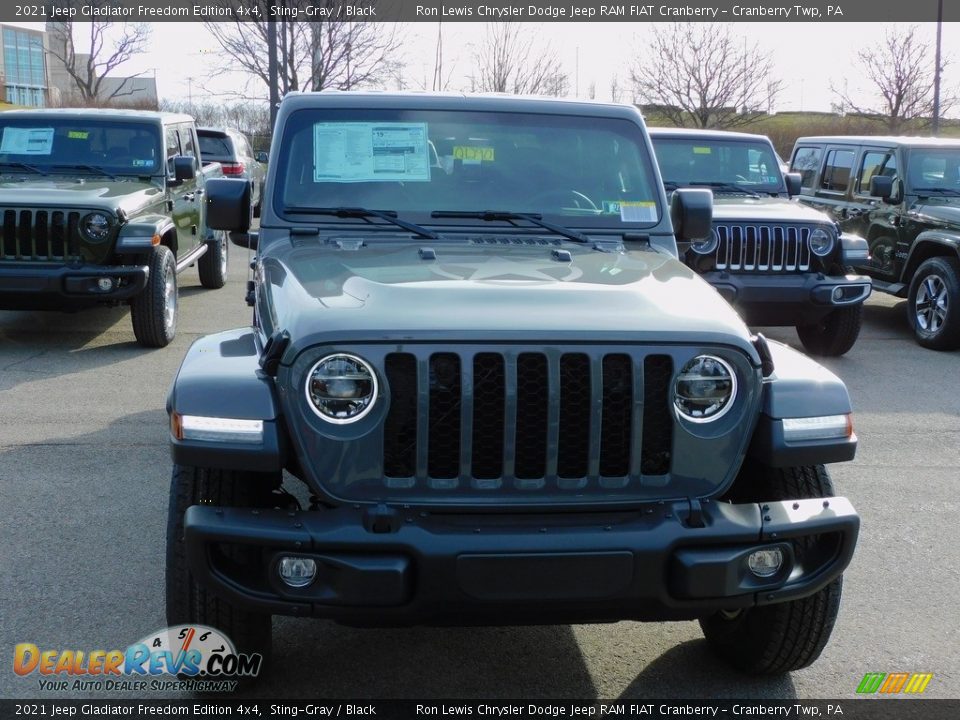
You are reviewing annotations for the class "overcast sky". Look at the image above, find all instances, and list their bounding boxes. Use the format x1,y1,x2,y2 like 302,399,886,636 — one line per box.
12,21,960,116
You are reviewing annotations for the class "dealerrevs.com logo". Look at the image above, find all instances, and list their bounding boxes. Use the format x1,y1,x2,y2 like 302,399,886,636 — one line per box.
13,625,262,693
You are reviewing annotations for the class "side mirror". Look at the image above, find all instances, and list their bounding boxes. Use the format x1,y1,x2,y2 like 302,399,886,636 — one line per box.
784,172,802,197
229,231,259,250
869,175,893,200
670,188,713,242
205,177,252,232
255,151,268,164
172,155,196,183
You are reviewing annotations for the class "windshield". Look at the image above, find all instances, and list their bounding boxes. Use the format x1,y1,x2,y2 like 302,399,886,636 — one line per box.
907,148,960,191
274,108,662,229
0,118,162,176
652,136,784,193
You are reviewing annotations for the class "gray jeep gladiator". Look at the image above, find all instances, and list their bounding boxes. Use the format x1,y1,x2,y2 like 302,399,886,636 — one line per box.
166,92,860,676
0,110,228,347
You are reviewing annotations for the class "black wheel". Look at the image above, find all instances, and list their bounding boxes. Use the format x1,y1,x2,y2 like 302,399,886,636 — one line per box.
197,231,228,289
796,304,862,357
699,463,843,674
165,464,277,677
907,256,960,350
130,245,177,348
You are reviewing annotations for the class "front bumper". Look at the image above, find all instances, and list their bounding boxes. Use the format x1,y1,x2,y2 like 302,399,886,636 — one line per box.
184,496,859,625
704,272,871,325
0,263,148,309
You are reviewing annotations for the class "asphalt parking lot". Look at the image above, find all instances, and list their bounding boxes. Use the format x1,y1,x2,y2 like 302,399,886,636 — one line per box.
1,243,958,701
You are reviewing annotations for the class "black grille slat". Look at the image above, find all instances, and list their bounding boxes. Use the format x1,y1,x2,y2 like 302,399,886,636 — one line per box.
557,354,591,480
599,354,632,478
35,210,49,257
514,353,548,482
641,355,673,475
2,210,15,257
18,210,32,258
50,211,66,258
67,212,80,258
427,353,462,480
382,353,417,481
471,353,505,482
714,224,812,273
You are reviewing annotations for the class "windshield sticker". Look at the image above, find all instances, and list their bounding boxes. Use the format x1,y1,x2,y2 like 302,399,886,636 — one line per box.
619,201,657,222
132,159,154,167
0,127,55,155
67,131,89,140
602,200,622,214
453,146,495,163
693,146,712,154
313,122,430,183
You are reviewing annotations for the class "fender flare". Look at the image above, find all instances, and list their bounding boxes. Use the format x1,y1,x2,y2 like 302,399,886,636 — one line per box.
902,230,960,282
115,214,177,254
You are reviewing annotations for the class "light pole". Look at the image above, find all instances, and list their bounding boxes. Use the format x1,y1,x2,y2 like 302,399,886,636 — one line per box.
933,0,943,135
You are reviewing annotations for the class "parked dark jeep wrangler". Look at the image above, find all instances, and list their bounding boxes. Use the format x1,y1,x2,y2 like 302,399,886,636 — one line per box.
792,135,960,349
651,128,871,357
166,93,860,676
0,110,228,347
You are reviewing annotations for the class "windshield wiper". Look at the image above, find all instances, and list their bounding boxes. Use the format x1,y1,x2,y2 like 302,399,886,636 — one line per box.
912,187,960,197
282,206,438,239
690,181,762,198
662,180,681,191
0,161,47,176
51,163,116,178
431,210,590,244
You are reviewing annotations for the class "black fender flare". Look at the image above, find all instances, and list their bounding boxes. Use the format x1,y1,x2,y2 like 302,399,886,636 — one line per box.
901,230,960,283
115,215,177,255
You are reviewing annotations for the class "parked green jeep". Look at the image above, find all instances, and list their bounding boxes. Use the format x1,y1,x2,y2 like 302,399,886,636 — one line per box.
791,135,960,350
0,109,228,347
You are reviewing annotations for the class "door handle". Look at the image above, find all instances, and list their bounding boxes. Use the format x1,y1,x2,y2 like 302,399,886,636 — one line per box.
181,192,195,202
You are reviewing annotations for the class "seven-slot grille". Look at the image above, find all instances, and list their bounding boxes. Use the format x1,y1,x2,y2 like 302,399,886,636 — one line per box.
713,224,812,272
382,350,674,491
0,208,85,262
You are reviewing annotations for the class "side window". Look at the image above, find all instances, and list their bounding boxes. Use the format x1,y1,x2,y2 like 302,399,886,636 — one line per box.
819,149,856,193
792,146,822,189
857,151,897,194
165,126,180,174
178,124,197,158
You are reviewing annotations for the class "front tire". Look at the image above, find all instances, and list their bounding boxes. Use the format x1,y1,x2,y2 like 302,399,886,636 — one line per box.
165,465,276,675
197,231,228,289
130,245,177,348
907,256,960,350
699,463,843,674
796,304,862,357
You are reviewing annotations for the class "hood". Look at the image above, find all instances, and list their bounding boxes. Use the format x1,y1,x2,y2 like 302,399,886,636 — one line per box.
262,238,757,356
0,177,164,216
709,195,831,224
909,200,960,228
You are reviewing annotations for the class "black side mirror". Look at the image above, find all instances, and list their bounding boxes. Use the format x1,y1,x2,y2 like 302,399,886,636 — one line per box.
206,177,252,232
870,175,893,201
172,155,195,183
229,231,259,250
670,188,713,242
784,172,802,197
255,151,268,164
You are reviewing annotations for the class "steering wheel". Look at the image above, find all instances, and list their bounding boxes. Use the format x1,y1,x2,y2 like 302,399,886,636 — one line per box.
735,174,750,183
525,189,599,212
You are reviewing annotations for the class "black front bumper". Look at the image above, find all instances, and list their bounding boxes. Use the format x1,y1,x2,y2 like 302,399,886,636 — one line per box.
184,496,859,625
704,272,871,326
0,263,148,310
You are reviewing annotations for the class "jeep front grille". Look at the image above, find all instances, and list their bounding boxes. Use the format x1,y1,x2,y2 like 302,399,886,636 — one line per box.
0,208,84,262
713,224,812,272
381,349,674,491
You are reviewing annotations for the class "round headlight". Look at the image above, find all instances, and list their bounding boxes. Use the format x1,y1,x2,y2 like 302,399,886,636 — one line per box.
690,228,719,255
809,227,835,257
305,354,378,423
674,355,737,423
81,212,112,242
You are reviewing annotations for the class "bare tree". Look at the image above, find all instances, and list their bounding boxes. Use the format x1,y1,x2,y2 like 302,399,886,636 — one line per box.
469,24,569,96
610,74,622,104
46,13,151,105
203,0,402,100
831,26,954,133
630,24,782,129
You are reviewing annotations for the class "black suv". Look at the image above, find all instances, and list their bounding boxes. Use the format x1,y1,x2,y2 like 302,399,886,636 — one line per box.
166,92,860,678
791,135,960,349
651,128,871,356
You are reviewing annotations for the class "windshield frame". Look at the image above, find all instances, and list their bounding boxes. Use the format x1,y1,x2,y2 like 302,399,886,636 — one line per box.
651,135,786,195
270,107,665,233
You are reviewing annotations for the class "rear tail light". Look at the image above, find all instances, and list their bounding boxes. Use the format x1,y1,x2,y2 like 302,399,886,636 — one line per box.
221,162,245,176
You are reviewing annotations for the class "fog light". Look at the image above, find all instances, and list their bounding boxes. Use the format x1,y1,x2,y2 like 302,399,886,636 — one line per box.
833,287,844,302
747,548,783,578
97,277,114,291
278,557,317,588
